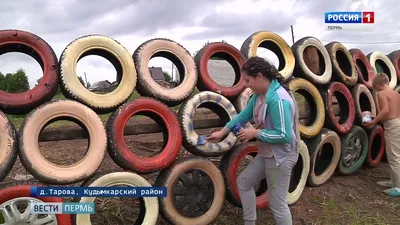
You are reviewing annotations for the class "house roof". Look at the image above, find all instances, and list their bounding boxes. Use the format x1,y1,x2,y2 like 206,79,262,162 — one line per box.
88,80,111,91
88,67,167,91
149,67,165,81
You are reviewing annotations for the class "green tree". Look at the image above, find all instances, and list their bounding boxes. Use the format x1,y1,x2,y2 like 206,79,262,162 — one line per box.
163,72,172,82
0,69,30,93
78,76,85,86
0,72,6,91
35,77,42,86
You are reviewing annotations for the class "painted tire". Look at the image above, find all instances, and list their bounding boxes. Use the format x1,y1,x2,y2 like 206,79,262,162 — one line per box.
365,124,385,168
371,89,381,115
325,42,358,86
106,98,182,173
0,30,59,114
133,38,197,106
387,50,400,81
349,48,374,89
18,100,107,184
291,36,332,85
218,143,268,209
337,125,369,175
395,85,400,93
233,88,254,128
0,112,18,182
60,34,137,114
178,91,238,157
0,180,71,224
155,156,225,225
367,51,397,89
194,42,246,99
288,78,325,138
72,171,158,225
320,82,355,135
305,128,341,187
287,140,310,205
240,31,295,80
351,84,376,126
233,88,253,113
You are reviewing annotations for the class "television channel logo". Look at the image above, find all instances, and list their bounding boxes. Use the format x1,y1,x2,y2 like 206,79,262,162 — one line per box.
324,11,374,31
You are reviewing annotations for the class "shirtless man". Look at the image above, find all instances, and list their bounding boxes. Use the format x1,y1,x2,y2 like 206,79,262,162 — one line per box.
364,72,400,197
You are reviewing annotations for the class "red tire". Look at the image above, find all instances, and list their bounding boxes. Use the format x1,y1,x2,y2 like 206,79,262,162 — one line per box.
106,98,182,173
194,42,246,99
219,143,268,209
365,124,385,167
320,82,355,135
349,49,374,90
0,180,71,224
388,50,400,82
0,30,59,114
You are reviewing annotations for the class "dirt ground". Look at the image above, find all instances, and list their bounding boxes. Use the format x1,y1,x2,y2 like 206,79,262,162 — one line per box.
4,111,400,225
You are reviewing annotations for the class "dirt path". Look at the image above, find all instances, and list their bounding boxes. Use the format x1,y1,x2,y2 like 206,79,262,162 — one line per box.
4,110,400,225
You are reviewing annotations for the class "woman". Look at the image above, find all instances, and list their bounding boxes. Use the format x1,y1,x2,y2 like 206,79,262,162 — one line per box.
207,56,299,225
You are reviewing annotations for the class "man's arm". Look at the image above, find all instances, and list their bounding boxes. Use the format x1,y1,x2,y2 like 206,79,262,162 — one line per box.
373,91,389,123
256,99,293,144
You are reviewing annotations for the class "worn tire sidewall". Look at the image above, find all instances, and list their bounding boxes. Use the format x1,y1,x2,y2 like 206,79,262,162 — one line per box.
134,39,197,104
19,100,107,184
159,157,225,225
74,171,158,225
60,35,136,111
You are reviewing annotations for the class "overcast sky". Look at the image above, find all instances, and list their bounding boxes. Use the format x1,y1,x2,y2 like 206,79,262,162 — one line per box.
0,0,398,88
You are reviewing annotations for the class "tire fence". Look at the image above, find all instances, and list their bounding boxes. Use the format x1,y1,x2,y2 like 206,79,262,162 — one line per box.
0,29,396,225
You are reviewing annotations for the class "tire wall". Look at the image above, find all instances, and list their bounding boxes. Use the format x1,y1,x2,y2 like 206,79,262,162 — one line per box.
0,29,391,224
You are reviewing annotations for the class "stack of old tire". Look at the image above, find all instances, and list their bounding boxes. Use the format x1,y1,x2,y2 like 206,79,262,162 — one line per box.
0,29,398,225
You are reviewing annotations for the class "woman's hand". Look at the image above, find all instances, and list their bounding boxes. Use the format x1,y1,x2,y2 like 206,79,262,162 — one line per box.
206,130,225,142
237,126,257,141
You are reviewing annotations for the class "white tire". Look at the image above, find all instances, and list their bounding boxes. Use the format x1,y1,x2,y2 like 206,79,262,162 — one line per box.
287,139,310,205
73,171,159,225
367,51,397,89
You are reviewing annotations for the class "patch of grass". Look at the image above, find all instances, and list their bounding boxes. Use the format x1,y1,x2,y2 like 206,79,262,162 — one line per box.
310,197,391,225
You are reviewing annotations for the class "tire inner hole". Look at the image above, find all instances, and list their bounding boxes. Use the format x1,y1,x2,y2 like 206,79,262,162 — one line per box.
240,152,268,196
293,90,317,126
92,186,145,224
335,50,353,77
314,142,334,176
207,52,240,87
289,153,303,193
0,43,44,92
302,46,325,76
359,92,372,113
77,49,123,94
38,117,89,166
355,58,369,82
333,91,349,124
371,133,382,160
375,59,391,80
193,102,231,143
149,51,185,88
257,41,284,71
123,111,168,158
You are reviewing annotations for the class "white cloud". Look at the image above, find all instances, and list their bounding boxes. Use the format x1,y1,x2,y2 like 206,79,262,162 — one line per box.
0,0,399,88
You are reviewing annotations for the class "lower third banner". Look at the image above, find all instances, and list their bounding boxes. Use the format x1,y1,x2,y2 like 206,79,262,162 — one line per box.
30,186,167,197
30,202,95,214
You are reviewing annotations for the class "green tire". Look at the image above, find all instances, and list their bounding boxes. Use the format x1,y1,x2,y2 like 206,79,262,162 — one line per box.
337,125,368,175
